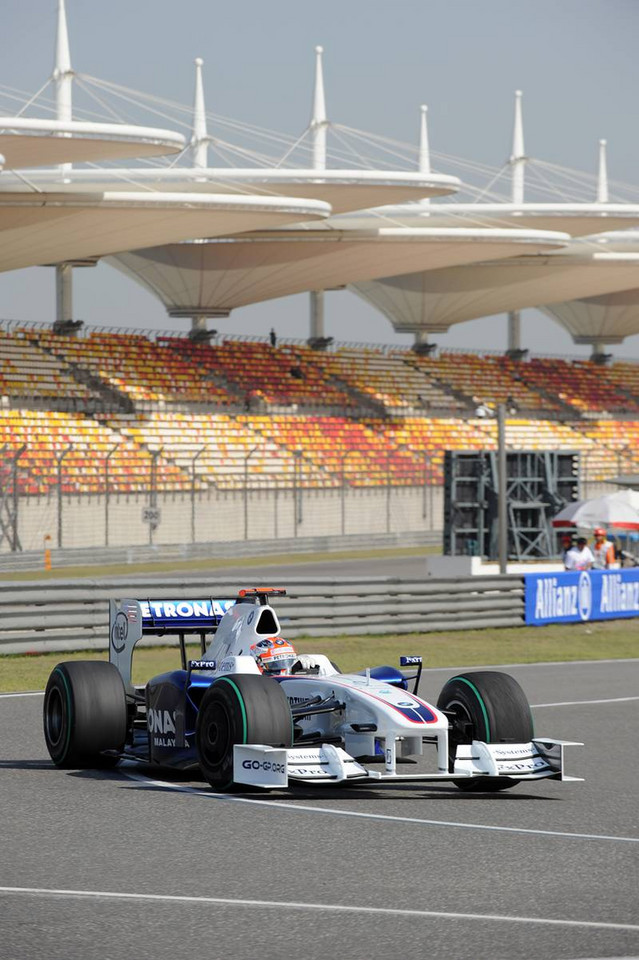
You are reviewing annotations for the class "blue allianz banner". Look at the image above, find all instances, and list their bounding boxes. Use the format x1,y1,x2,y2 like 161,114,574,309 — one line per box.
525,569,639,625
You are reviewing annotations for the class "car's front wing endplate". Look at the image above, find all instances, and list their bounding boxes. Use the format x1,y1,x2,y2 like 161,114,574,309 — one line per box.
233,738,583,789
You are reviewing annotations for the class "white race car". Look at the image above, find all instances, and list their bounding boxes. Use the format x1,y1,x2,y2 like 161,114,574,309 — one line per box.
43,588,582,793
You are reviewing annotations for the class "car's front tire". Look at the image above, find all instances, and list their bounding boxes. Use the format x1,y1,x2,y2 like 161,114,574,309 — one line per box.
437,670,534,792
43,661,128,768
196,674,293,792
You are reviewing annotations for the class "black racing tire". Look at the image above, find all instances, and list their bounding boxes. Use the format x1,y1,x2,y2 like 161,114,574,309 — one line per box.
436,670,534,792
43,661,127,768
195,674,293,792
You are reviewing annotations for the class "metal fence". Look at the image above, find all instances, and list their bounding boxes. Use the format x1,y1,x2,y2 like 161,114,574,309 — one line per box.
0,529,438,574
0,481,444,554
1,430,635,555
0,573,525,655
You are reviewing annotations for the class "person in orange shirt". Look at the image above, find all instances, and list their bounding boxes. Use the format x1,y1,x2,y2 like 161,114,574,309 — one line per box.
593,527,616,569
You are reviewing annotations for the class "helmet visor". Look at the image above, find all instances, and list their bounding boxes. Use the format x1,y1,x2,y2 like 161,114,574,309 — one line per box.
261,653,297,674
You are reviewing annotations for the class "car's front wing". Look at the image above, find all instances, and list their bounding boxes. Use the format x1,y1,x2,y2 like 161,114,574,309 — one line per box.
233,738,582,790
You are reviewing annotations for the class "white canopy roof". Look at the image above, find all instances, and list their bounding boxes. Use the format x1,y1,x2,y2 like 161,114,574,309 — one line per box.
1,167,460,216
541,287,639,346
350,237,639,337
0,118,186,169
0,191,330,273
107,227,568,317
540,231,639,345
328,201,639,237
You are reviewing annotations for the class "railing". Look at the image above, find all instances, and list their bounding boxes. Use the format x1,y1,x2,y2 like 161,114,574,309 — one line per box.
2,315,638,367
0,530,437,573
0,571,524,654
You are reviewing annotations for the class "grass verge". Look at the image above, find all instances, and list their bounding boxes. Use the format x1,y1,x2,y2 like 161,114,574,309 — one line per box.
0,544,436,582
1,617,637,694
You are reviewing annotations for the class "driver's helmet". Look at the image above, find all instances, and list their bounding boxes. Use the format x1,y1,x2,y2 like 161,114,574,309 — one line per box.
250,637,297,675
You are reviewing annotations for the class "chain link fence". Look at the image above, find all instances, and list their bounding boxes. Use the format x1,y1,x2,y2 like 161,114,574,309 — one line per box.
2,432,636,555
0,440,443,552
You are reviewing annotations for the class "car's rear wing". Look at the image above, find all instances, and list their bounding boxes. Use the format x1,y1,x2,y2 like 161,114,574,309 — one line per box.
109,597,236,690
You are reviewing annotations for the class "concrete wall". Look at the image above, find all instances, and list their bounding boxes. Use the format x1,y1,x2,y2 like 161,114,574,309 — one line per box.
11,484,444,552
7,476,609,554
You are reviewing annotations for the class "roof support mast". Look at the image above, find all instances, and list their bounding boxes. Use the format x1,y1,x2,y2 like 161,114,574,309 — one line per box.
507,91,526,358
412,105,437,356
597,138,609,204
53,0,78,333
191,58,209,171
418,104,430,177
188,58,216,341
309,46,328,347
590,138,611,362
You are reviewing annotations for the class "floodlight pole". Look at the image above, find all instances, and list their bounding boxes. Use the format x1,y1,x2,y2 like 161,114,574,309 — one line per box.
497,403,508,574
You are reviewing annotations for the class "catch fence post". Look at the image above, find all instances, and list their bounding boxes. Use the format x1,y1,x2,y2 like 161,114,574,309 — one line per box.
11,445,26,552
104,444,119,547
244,446,257,540
191,446,206,543
56,446,72,549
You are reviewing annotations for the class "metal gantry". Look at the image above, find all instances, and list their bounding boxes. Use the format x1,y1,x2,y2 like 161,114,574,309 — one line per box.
444,448,579,561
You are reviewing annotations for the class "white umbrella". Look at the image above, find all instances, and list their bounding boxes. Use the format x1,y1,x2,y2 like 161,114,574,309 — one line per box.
552,491,639,530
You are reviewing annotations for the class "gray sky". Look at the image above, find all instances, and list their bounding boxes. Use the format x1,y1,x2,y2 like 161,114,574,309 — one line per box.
2,0,639,358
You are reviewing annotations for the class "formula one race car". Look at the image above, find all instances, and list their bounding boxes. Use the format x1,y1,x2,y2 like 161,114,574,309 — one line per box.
43,588,582,792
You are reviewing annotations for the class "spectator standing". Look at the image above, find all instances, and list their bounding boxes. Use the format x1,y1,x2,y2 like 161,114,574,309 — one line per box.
564,536,595,571
560,533,574,564
269,328,277,347
592,527,616,569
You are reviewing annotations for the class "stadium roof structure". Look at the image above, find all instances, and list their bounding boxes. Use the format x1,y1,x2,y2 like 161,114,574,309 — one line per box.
346,104,639,356
4,48,460,215
0,5,334,275
0,191,331,274
0,118,186,170
0,3,464,328
540,231,639,349
333,97,639,237
350,231,639,354
0,1,185,171
107,226,569,320
104,71,573,326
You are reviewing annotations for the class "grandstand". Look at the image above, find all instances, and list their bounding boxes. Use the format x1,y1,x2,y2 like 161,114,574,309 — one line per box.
0,321,638,552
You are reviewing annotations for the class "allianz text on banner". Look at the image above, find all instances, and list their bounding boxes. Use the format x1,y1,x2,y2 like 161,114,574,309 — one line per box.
525,569,639,625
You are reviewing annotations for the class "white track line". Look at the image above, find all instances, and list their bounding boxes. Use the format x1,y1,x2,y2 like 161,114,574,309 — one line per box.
1,886,637,932
3,689,638,709
532,696,639,707
121,769,638,844
0,691,43,699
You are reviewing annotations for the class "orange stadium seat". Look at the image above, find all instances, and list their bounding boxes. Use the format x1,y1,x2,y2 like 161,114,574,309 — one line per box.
1,326,638,495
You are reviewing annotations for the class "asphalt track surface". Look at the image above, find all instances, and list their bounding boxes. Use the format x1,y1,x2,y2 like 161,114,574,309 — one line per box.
1,656,638,960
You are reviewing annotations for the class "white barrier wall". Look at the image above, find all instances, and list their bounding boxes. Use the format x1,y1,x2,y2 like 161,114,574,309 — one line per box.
12,485,444,551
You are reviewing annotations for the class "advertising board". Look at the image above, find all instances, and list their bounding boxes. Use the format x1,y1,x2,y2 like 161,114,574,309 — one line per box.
525,569,639,625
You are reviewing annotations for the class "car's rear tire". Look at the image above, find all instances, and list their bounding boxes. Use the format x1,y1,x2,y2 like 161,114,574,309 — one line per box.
196,675,293,792
43,661,127,768
436,670,534,792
